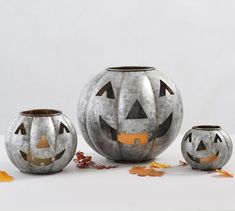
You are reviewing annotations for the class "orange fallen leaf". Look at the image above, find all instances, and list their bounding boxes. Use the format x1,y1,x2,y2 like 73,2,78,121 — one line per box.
129,166,164,177
216,169,233,178
129,166,146,174
179,160,188,166
0,171,14,182
149,161,171,168
147,168,164,177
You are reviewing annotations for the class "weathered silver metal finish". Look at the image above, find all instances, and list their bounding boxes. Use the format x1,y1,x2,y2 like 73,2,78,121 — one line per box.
78,66,183,162
5,109,77,174
181,125,233,170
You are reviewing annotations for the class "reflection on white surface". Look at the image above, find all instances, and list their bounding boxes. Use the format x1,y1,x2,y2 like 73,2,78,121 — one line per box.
0,135,234,211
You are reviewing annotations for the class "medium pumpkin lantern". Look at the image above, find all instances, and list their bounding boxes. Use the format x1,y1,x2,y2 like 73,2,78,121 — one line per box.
78,66,183,162
181,125,233,170
5,109,77,174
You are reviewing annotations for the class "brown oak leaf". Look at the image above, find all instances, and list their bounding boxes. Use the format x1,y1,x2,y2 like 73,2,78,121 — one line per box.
74,151,117,170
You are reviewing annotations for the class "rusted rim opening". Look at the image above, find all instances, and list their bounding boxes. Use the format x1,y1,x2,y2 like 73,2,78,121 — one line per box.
20,109,62,117
107,66,155,72
192,125,221,131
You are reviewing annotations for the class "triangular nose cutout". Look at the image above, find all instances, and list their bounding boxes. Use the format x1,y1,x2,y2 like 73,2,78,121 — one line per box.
196,140,206,151
37,136,50,149
126,100,148,119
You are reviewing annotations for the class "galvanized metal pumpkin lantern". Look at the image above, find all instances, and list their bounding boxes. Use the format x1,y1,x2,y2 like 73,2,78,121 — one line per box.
181,125,233,170
5,109,77,174
78,66,183,162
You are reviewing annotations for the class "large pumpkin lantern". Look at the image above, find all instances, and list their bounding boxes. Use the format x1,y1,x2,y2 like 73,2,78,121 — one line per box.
181,125,233,170
78,66,183,162
5,109,77,174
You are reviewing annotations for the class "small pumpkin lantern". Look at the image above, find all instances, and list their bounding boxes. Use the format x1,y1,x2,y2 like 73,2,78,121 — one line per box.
78,66,183,162
5,109,77,174
181,125,233,170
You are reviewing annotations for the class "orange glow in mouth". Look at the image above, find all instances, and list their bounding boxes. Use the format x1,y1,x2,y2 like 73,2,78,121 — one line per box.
117,133,149,145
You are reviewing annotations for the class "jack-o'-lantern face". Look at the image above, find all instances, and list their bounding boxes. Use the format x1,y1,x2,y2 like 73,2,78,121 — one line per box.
78,67,183,161
6,109,77,174
183,133,221,164
15,122,69,166
181,125,233,170
96,80,174,145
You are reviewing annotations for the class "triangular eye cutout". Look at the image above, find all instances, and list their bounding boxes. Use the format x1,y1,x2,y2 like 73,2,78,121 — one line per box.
96,81,115,99
214,134,222,143
126,100,148,119
184,133,192,142
59,122,70,134
159,80,175,97
15,123,26,135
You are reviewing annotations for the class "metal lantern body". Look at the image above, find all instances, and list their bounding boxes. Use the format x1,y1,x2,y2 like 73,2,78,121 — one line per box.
78,66,183,162
181,125,233,170
5,109,77,174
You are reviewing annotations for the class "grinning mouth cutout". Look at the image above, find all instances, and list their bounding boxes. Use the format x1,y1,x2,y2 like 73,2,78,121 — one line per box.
99,112,173,145
186,151,219,164
20,149,65,166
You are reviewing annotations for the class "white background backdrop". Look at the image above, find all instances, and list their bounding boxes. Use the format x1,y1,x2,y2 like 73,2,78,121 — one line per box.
1,2,235,211
1,0,235,134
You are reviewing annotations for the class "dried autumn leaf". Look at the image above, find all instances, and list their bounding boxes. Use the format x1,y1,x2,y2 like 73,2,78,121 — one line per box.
136,170,149,177
147,168,164,177
74,151,117,170
0,171,14,182
129,166,164,177
179,160,188,166
129,166,146,174
94,164,117,169
216,169,233,178
149,161,171,168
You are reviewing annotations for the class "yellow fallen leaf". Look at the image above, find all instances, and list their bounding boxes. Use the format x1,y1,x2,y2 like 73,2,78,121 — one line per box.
0,170,14,182
216,169,233,178
149,161,171,169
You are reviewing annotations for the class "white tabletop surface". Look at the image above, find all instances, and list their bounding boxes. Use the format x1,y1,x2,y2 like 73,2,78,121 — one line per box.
0,134,235,211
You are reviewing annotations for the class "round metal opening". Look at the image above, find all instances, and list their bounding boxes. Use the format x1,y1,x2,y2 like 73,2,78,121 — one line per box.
192,125,221,131
20,109,62,117
107,66,155,72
